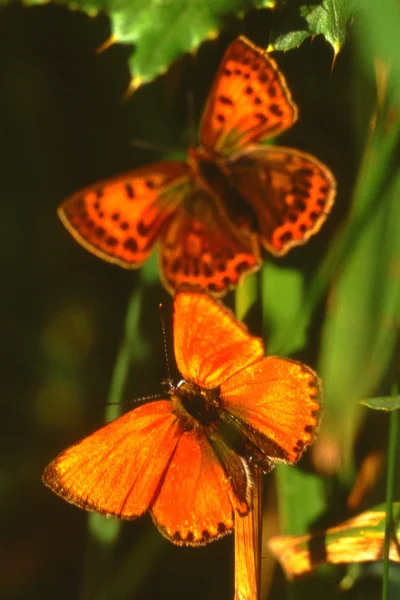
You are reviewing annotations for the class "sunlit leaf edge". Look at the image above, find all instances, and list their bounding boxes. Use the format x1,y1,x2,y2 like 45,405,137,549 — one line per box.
360,396,400,412
17,0,275,85
268,503,400,579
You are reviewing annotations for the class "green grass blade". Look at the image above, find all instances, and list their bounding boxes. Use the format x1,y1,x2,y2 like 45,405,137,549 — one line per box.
317,125,400,473
79,268,151,600
382,388,399,600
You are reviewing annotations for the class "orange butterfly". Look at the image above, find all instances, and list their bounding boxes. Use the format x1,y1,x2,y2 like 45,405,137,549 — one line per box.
43,288,321,545
58,36,336,295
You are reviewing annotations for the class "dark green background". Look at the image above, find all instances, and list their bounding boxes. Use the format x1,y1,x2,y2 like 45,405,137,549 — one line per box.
1,3,397,599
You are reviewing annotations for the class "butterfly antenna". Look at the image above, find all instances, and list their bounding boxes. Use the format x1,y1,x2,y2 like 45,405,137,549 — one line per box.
159,302,174,387
105,391,167,408
130,138,183,155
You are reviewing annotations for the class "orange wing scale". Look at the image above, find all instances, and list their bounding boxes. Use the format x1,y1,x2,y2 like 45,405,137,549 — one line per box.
201,36,298,155
231,146,336,255
159,191,260,295
221,357,321,464
173,288,264,389
58,162,190,267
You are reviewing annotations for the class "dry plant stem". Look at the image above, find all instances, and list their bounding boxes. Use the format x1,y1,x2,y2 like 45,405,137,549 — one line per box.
234,465,262,600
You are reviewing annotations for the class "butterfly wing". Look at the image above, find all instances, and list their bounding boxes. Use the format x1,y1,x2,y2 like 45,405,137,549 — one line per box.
229,145,336,255
151,428,250,546
43,399,251,545
220,357,321,464
173,288,263,389
58,162,190,267
159,190,261,295
200,36,297,155
42,401,180,518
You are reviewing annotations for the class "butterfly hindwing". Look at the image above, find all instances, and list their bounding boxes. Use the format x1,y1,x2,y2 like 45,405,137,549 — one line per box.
229,145,336,255
200,36,298,155
151,429,248,546
159,190,261,295
220,357,321,464
42,402,180,518
59,162,190,267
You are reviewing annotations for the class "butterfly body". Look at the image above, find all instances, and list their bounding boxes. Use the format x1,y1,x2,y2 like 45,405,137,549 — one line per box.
173,379,222,429
43,289,321,546
59,36,336,295
187,145,261,234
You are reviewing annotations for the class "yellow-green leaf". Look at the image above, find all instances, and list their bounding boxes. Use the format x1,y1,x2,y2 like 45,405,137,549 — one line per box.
361,396,400,412
269,503,400,579
270,0,356,56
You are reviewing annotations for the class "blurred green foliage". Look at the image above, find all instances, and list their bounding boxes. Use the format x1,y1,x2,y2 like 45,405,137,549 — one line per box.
1,1,399,599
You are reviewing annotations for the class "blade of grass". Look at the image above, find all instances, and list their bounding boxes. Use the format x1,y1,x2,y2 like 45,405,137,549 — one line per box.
99,528,165,600
318,163,400,475
80,266,152,600
277,116,400,359
382,386,399,600
261,256,329,600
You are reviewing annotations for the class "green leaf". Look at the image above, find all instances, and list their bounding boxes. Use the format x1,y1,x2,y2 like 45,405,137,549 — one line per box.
318,126,400,468
261,261,306,355
23,0,275,85
270,0,356,55
361,396,400,412
269,503,400,579
276,465,326,537
235,271,259,322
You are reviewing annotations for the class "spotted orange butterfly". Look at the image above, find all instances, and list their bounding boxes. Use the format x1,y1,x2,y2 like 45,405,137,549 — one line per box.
58,36,336,295
43,288,321,545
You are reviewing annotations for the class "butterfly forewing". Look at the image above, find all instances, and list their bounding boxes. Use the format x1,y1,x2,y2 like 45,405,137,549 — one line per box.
173,289,264,389
159,190,261,295
200,36,298,156
229,146,336,255
42,402,180,518
220,357,321,464
58,162,191,267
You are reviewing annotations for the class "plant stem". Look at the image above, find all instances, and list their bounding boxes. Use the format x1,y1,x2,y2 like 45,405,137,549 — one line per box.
234,275,262,600
234,466,262,600
80,280,146,600
382,391,399,600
